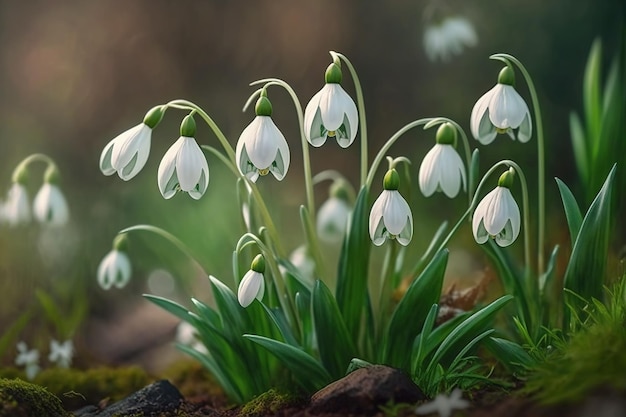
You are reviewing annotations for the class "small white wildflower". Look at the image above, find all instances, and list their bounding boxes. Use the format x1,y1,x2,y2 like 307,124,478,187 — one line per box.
369,169,413,246
48,339,74,368
423,16,477,62
33,182,70,226
418,123,466,198
97,234,132,290
237,254,266,308
4,183,31,226
415,388,470,417
15,342,40,380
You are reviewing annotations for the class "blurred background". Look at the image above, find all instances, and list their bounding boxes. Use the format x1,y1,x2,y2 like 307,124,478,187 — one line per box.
0,0,623,372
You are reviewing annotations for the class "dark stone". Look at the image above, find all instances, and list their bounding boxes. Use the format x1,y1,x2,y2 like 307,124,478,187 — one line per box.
309,365,425,416
73,380,183,417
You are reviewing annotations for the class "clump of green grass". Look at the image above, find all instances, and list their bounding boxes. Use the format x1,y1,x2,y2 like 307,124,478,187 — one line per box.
525,279,626,404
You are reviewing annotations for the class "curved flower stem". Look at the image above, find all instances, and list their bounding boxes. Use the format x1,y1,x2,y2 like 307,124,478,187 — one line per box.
365,118,434,189
12,153,58,182
165,100,237,166
490,53,545,275
330,51,368,187
235,233,297,328
118,224,207,295
433,160,531,276
313,170,357,203
200,145,285,256
247,78,323,272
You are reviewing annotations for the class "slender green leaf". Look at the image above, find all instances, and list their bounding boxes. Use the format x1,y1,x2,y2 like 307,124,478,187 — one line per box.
555,178,583,247
539,245,560,297
429,295,513,367
411,304,439,375
144,294,192,323
312,280,357,379
382,249,448,367
583,38,602,152
35,289,62,332
0,308,34,358
209,276,250,334
260,303,299,347
448,329,495,373
563,165,615,324
483,337,533,373
244,334,332,392
569,112,589,186
336,186,371,342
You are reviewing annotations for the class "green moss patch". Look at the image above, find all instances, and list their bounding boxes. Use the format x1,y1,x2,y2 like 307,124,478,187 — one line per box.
0,378,69,417
239,389,303,416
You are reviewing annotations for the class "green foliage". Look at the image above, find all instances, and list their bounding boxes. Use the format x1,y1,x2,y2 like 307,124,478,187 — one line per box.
525,280,626,404
239,389,302,416
0,378,69,417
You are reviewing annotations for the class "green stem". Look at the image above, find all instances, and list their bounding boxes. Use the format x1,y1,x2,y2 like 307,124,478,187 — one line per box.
432,160,531,276
12,153,57,183
330,51,368,187
118,224,207,295
490,54,545,275
377,240,399,335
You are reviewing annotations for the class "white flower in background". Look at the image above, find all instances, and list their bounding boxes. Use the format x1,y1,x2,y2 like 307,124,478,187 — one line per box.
176,321,208,354
419,123,466,198
289,245,315,282
4,182,31,226
237,254,266,307
33,183,70,226
472,169,521,247
415,388,469,417
100,106,164,181
48,339,74,368
470,66,532,145
236,94,290,182
369,169,413,246
158,115,209,200
304,62,358,148
423,16,477,62
15,342,40,380
317,189,352,243
97,234,132,290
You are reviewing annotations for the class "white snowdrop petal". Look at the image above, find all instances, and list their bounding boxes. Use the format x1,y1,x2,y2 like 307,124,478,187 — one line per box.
418,146,439,197
470,89,493,140
176,137,205,192
489,85,527,129
158,138,184,199
384,191,412,236
99,139,118,176
517,112,533,142
319,84,346,131
238,270,264,307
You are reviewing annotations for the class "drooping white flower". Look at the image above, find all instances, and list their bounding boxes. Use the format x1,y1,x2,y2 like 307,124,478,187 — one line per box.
15,342,40,380
48,339,74,368
472,169,521,247
369,169,413,246
236,95,290,182
237,254,266,308
100,106,164,181
176,321,207,354
470,66,532,145
33,183,70,226
419,123,466,198
4,182,31,227
289,245,315,283
317,197,351,243
415,388,470,417
304,62,358,148
97,234,132,290
158,115,209,200
423,16,478,62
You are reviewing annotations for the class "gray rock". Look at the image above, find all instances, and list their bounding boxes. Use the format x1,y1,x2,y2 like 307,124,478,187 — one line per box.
309,364,425,416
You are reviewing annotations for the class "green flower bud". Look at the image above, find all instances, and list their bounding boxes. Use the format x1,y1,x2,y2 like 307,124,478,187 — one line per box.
498,167,516,188
43,164,61,184
497,66,515,86
11,164,29,185
383,169,400,191
255,95,273,117
435,123,456,145
113,234,129,252
180,114,197,137
143,105,165,129
325,63,342,84
251,254,265,273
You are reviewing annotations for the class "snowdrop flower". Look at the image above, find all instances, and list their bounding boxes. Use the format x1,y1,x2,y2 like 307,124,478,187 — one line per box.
415,388,469,417
419,123,466,198
238,254,266,307
100,106,164,181
4,182,31,227
470,66,532,145
15,342,40,380
176,322,207,354
158,115,209,200
289,245,315,282
423,16,478,62
472,168,521,247
369,169,413,246
304,62,358,148
33,165,69,226
97,234,132,290
317,179,352,243
48,339,74,368
236,93,290,182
